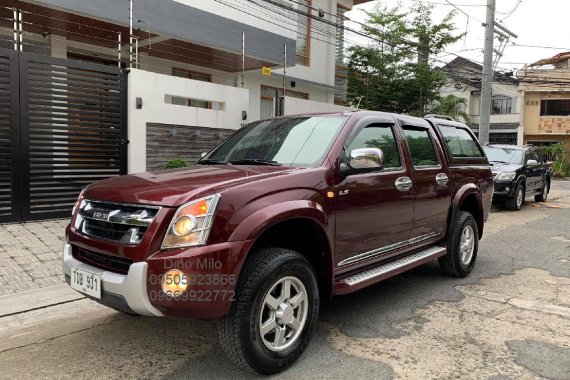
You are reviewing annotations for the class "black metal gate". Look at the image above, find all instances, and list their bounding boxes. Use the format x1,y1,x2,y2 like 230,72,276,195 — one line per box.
0,48,127,223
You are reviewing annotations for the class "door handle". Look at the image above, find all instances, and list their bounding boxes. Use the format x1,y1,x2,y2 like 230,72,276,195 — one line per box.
436,173,449,186
395,176,413,192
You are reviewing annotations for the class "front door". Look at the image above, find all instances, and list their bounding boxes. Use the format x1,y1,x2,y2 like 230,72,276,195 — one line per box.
401,125,451,242
335,122,414,268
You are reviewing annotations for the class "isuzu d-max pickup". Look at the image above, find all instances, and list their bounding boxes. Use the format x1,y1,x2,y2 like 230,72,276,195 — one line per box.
63,111,493,374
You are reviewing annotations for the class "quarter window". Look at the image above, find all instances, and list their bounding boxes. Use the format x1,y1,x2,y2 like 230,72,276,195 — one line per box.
402,128,439,167
439,125,484,158
346,124,401,169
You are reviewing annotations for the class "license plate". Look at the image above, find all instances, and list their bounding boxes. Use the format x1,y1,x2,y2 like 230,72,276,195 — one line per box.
70,266,102,299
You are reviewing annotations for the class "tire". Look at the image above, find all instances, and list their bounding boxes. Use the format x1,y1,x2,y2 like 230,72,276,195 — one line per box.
535,180,549,202
439,211,479,277
506,185,524,211
218,248,319,375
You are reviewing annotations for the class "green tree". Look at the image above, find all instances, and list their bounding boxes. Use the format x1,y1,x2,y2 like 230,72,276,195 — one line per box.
347,2,462,115
428,94,470,123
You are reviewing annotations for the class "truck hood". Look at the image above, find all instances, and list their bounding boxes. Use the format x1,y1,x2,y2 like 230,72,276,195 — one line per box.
490,162,522,174
84,165,298,207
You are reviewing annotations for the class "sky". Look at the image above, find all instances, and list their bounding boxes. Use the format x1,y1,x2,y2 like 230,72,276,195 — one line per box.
349,0,570,73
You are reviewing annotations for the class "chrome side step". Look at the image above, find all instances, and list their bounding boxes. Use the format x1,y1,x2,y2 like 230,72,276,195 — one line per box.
333,246,446,295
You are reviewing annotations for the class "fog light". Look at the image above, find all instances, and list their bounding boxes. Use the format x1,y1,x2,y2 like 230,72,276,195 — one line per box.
161,269,188,294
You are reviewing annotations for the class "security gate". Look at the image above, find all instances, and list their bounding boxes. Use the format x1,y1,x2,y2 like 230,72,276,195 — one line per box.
0,48,127,223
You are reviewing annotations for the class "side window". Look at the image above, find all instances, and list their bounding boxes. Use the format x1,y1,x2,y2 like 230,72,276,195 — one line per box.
438,125,484,158
531,149,542,163
524,150,532,164
346,124,401,169
402,127,439,167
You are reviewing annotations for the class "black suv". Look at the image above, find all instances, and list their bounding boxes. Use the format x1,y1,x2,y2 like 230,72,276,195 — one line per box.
483,144,552,210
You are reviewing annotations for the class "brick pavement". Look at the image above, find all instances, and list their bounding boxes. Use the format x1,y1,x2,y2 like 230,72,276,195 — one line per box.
0,220,68,296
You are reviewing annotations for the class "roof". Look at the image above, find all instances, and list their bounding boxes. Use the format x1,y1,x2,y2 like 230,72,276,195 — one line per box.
441,57,518,87
530,52,570,67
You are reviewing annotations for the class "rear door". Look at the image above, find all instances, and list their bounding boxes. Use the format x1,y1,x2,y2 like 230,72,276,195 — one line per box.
399,122,451,243
334,121,414,268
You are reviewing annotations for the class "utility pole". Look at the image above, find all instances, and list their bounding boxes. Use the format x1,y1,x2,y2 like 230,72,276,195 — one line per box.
479,0,495,144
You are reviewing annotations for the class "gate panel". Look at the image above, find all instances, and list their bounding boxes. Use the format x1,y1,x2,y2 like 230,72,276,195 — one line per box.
0,49,21,223
19,52,127,221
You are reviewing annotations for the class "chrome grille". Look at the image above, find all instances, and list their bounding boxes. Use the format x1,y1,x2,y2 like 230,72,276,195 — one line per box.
75,200,159,244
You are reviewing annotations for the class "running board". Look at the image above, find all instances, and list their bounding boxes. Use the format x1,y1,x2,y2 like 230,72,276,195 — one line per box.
333,246,446,295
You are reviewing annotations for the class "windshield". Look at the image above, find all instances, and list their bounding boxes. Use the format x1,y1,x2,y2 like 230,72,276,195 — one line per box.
483,146,524,164
200,116,347,167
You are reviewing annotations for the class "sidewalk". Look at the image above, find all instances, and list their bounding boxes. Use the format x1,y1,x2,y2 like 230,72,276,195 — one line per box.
0,220,68,296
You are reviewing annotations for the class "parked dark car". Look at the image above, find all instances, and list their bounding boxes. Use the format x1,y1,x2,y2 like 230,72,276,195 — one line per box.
483,144,553,210
63,112,492,374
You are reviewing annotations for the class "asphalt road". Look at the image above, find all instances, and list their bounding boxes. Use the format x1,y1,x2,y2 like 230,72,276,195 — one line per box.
1,181,570,380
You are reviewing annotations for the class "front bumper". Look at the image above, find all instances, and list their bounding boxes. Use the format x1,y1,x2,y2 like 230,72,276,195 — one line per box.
62,243,163,316
63,239,255,319
492,180,518,199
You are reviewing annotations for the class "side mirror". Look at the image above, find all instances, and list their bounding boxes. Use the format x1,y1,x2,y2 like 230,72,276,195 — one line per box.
340,148,384,176
526,159,538,166
201,152,207,158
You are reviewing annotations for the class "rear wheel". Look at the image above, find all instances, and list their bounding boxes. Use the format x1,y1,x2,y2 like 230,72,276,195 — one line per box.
218,248,319,375
439,211,479,277
535,180,549,202
506,185,524,211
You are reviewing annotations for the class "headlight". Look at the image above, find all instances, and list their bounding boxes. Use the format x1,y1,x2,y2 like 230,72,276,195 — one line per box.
496,172,516,181
72,188,87,216
162,194,221,249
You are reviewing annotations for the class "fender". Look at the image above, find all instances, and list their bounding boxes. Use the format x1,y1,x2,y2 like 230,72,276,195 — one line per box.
452,183,482,209
453,183,485,237
228,200,329,243
516,175,527,191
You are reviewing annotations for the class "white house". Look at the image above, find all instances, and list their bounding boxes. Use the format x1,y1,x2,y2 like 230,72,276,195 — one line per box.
440,57,524,145
0,0,368,173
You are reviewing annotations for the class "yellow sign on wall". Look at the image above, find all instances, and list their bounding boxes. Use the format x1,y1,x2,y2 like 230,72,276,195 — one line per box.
262,66,272,76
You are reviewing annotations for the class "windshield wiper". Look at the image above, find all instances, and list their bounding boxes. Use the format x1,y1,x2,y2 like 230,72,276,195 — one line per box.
229,159,282,166
196,159,229,165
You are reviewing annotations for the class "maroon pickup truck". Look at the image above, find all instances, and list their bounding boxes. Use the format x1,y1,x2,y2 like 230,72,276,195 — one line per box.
63,111,492,374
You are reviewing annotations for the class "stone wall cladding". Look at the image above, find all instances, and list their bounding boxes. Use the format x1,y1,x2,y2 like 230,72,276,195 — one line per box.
146,123,235,170
538,117,570,134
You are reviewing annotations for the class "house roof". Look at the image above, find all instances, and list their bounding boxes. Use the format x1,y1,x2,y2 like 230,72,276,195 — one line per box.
441,56,518,88
530,52,570,67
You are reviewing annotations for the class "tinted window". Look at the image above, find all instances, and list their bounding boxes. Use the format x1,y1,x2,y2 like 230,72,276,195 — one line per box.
346,124,401,169
540,99,570,116
531,149,542,163
439,125,484,158
403,128,439,166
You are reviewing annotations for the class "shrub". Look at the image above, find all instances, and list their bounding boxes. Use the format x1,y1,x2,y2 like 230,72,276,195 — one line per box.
163,157,189,169
540,143,569,177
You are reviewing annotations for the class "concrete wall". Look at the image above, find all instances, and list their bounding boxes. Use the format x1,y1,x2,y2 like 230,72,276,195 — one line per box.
128,69,249,173
283,96,351,115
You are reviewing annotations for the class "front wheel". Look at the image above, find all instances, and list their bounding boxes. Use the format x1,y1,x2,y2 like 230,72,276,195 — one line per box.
535,180,549,202
439,211,479,277
218,248,319,375
506,185,524,211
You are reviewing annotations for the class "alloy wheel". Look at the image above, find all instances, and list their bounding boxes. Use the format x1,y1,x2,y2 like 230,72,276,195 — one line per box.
460,225,475,265
259,276,308,352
